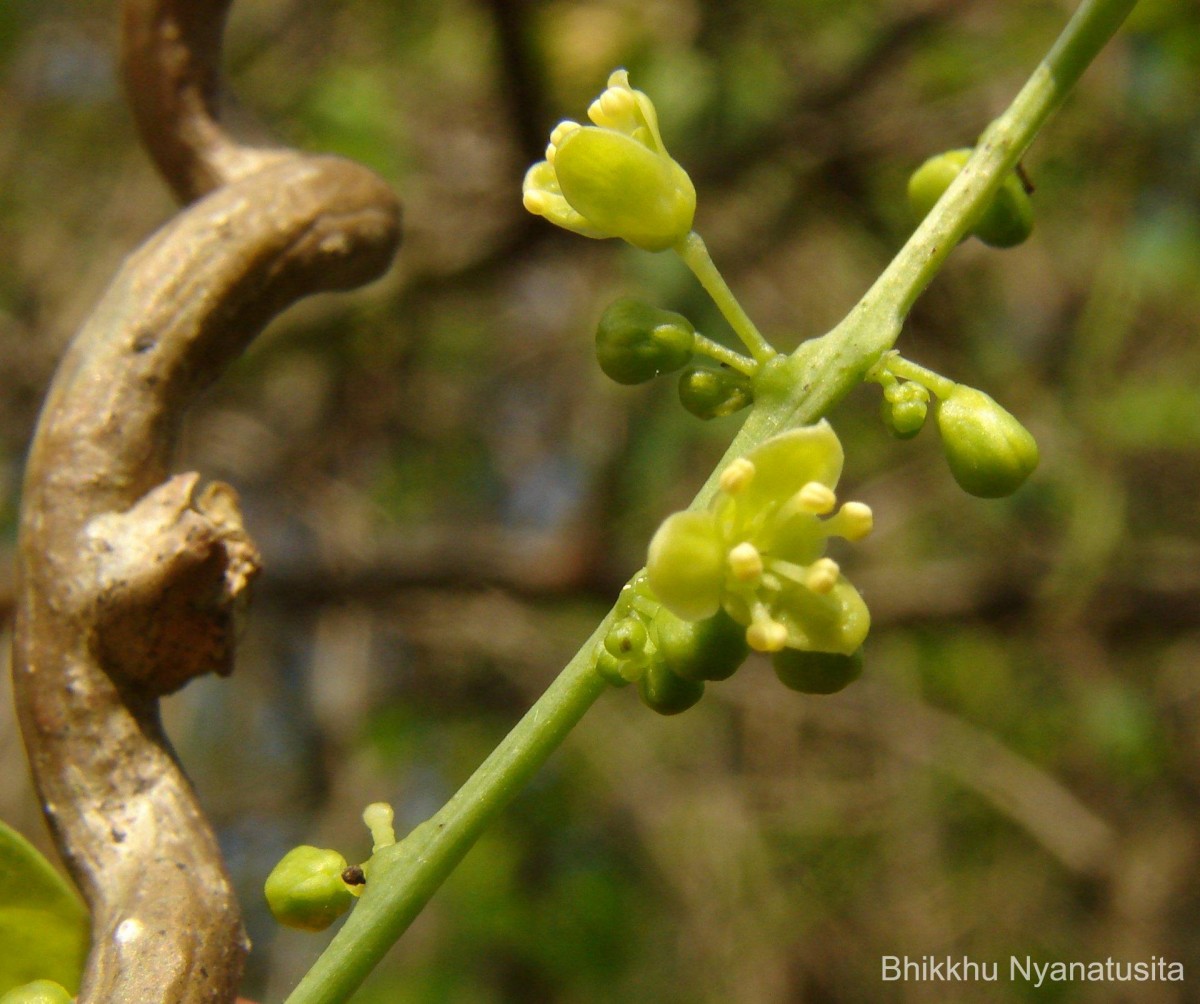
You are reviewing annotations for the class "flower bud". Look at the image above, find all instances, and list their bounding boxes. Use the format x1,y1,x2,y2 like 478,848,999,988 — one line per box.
972,171,1034,248
264,846,355,932
595,648,633,687
653,606,749,682
604,615,650,660
523,70,695,252
0,982,73,1004
772,647,863,695
637,658,705,715
553,129,695,251
881,380,929,439
907,149,971,223
677,366,754,419
595,299,695,384
934,386,1039,498
908,148,1033,248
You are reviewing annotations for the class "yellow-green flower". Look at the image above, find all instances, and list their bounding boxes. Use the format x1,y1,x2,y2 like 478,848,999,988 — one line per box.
522,70,696,252
646,422,872,656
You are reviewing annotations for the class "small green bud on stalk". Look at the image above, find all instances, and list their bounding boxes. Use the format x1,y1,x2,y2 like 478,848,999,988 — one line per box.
595,648,633,687
637,658,705,715
907,148,1033,248
881,380,930,439
595,299,695,384
604,615,650,660
0,981,74,1004
653,606,749,682
265,846,356,932
773,647,863,695
934,385,1039,497
677,366,754,419
973,171,1035,249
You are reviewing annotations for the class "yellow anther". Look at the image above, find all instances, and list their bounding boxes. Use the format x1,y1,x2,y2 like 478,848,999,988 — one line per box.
828,501,874,541
719,458,756,495
796,481,837,515
805,557,840,594
728,541,763,581
747,617,788,653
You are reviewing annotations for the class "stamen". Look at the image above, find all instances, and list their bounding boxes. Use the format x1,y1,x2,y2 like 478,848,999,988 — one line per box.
772,481,837,527
796,481,836,515
805,557,839,594
826,501,874,541
747,605,788,652
728,541,763,581
719,458,755,495
764,558,807,585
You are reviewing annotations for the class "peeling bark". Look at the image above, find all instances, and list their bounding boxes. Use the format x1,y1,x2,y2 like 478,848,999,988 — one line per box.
11,0,401,1000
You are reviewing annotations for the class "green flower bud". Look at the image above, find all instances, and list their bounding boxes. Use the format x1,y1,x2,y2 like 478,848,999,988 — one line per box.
0,981,73,1004
881,380,930,439
638,658,705,715
595,298,695,384
907,148,971,223
595,648,633,687
523,70,695,252
772,647,864,695
653,606,749,682
265,845,355,932
604,615,650,661
677,366,754,420
646,510,725,622
934,385,1039,498
908,148,1033,248
972,171,1034,248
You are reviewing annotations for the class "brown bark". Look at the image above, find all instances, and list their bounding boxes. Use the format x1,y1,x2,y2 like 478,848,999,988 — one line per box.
11,0,401,1000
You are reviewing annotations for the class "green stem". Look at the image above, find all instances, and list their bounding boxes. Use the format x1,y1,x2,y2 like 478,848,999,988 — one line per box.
691,332,757,376
285,2,1137,999
880,354,957,399
748,0,1140,440
286,630,611,1003
673,232,777,364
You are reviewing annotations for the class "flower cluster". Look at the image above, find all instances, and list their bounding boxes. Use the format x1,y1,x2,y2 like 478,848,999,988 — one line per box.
522,70,695,252
646,422,873,659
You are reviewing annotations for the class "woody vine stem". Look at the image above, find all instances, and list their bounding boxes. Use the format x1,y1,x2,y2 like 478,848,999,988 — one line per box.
286,0,1139,1000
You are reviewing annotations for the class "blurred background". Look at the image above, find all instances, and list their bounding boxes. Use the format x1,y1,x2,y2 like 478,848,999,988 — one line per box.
2,0,1200,1000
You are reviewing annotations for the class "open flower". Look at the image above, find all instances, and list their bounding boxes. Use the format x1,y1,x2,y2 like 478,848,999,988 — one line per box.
646,422,872,655
522,70,696,252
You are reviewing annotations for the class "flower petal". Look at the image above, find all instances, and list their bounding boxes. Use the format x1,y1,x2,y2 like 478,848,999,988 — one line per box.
553,128,695,252
646,510,725,621
738,422,845,515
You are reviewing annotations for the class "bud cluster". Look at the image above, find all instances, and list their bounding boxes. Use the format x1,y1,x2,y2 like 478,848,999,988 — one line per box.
594,574,750,714
873,354,1039,499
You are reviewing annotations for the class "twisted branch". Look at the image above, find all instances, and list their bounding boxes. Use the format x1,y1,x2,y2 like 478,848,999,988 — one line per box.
11,1,400,1000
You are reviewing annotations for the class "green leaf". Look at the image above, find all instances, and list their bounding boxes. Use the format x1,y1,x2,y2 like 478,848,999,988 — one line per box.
0,819,88,995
